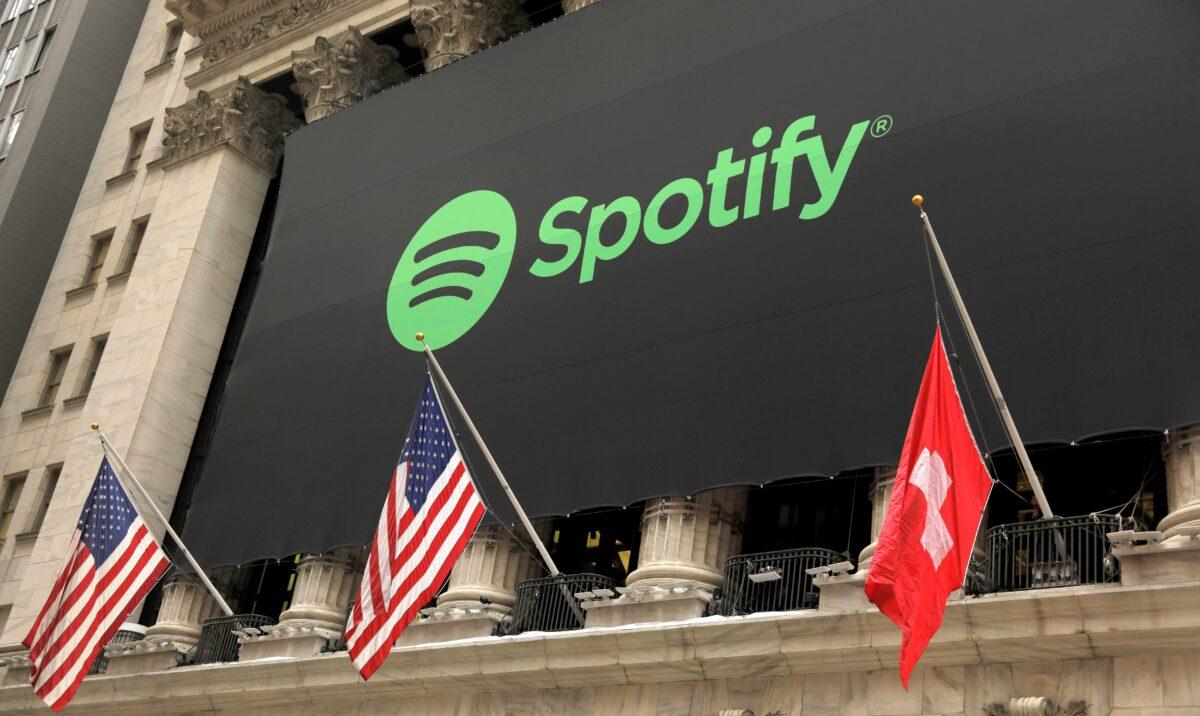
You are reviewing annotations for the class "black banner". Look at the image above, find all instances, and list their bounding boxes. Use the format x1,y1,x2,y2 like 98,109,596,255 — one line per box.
183,0,1200,567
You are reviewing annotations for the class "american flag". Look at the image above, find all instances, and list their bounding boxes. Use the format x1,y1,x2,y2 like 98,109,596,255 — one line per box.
346,374,485,679
23,457,170,711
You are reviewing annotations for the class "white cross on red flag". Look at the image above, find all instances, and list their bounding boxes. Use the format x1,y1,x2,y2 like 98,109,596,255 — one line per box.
865,327,992,688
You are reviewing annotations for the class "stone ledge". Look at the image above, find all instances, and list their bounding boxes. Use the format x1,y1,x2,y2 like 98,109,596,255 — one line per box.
104,170,136,188
62,393,88,409
0,581,1196,713
19,404,52,421
143,59,174,78
65,282,97,300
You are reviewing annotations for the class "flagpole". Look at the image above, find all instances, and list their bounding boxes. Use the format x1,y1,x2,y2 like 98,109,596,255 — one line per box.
911,195,1055,519
90,423,235,616
417,334,562,576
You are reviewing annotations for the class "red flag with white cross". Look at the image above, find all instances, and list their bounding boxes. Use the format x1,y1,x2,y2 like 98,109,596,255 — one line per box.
865,327,992,688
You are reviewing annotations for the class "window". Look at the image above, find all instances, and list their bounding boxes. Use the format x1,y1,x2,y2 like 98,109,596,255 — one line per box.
1,0,18,22
123,122,149,173
39,347,71,407
14,35,35,76
78,335,106,397
30,464,59,532
82,231,111,285
120,216,148,273
161,22,182,64
0,474,25,540
31,26,52,72
0,46,17,86
0,109,21,158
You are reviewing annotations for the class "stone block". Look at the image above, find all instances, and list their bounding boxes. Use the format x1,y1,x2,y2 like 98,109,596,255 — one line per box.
103,643,188,675
1116,537,1200,586
582,592,708,628
394,612,501,646
238,627,336,661
815,571,873,612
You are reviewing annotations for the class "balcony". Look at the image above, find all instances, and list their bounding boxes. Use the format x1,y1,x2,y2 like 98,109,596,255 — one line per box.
505,573,614,635
972,514,1127,594
720,547,843,616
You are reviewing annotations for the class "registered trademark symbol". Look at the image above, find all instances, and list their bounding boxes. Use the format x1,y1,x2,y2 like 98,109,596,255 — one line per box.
870,114,893,138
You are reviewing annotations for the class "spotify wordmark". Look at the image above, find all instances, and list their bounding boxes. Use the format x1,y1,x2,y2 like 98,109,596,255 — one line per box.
387,114,881,350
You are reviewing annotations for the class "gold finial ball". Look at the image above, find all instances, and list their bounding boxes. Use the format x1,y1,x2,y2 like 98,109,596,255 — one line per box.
911,194,924,208
415,332,425,342
90,422,99,431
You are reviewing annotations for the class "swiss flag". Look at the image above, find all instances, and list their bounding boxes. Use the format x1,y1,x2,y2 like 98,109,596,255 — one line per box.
865,327,992,688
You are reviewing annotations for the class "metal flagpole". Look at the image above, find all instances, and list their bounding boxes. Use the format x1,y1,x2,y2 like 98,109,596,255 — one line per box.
90,423,235,616
912,195,1055,520
417,334,562,575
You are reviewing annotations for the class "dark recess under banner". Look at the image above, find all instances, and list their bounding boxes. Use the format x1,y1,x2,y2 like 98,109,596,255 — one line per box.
182,0,1200,567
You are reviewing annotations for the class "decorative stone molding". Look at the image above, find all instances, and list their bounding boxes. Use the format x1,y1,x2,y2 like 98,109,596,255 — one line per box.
856,466,897,569
625,487,747,590
0,651,31,687
410,0,523,72
1161,424,1200,536
985,697,1089,715
291,27,403,123
169,0,350,69
161,77,300,172
561,0,601,12
438,525,540,612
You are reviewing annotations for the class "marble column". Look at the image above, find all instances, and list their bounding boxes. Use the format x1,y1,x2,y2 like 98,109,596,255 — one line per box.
562,0,601,12
816,467,896,612
1114,426,1200,585
585,488,747,627
397,526,540,646
239,548,363,660
411,0,522,72
105,573,222,674
291,27,404,123
856,466,898,570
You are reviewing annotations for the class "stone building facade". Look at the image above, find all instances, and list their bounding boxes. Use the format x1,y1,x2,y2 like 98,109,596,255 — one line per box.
0,1,1195,713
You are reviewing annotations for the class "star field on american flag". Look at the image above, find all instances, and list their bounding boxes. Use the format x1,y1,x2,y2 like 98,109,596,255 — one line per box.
399,378,456,513
78,459,139,565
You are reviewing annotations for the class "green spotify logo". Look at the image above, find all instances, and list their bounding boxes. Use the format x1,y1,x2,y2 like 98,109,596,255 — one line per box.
386,190,517,351
387,113,887,350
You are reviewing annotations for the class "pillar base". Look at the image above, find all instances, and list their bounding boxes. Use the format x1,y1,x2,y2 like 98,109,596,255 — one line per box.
394,605,505,646
582,582,710,628
815,570,874,613
238,622,341,660
1115,534,1200,586
104,639,191,674
0,652,30,686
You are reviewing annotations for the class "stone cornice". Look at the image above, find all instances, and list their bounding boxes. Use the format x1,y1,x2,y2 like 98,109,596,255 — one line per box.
0,582,1196,714
160,77,301,173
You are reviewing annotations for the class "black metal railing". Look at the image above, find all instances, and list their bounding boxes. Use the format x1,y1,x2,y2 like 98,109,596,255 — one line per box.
87,625,147,675
721,547,843,616
976,514,1126,594
190,614,274,665
505,573,615,635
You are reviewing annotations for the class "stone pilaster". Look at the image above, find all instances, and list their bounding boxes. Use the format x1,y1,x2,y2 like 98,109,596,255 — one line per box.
161,77,300,172
562,0,601,12
239,548,364,660
291,28,404,123
397,526,540,646
584,488,746,627
1116,426,1200,585
410,0,522,72
106,573,221,674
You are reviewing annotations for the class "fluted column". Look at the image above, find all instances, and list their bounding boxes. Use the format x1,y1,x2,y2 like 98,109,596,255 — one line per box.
562,0,601,12
438,526,540,612
291,28,404,123
626,488,747,590
277,548,362,630
144,573,222,646
1161,425,1200,536
856,466,897,570
411,0,522,72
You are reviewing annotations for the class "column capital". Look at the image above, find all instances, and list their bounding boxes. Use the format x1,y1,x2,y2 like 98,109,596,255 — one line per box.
161,77,301,173
410,0,522,72
291,27,404,123
562,0,601,12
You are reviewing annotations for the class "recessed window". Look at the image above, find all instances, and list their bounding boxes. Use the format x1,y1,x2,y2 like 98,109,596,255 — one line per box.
77,335,106,397
31,26,53,72
0,474,26,540
120,216,148,273
83,230,112,286
15,34,35,76
0,46,17,86
123,122,150,173
1,0,19,22
30,464,60,532
161,22,182,64
0,109,22,158
39,347,71,407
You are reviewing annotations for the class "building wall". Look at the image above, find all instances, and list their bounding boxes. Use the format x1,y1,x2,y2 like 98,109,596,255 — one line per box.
0,0,148,396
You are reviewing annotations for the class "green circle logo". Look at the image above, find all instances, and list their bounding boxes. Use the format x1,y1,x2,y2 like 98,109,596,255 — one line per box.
387,190,517,351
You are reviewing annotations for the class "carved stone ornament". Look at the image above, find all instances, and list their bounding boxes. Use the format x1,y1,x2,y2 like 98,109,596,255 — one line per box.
196,0,350,69
984,698,1089,716
410,0,523,72
291,27,404,123
161,77,301,171
562,0,601,12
